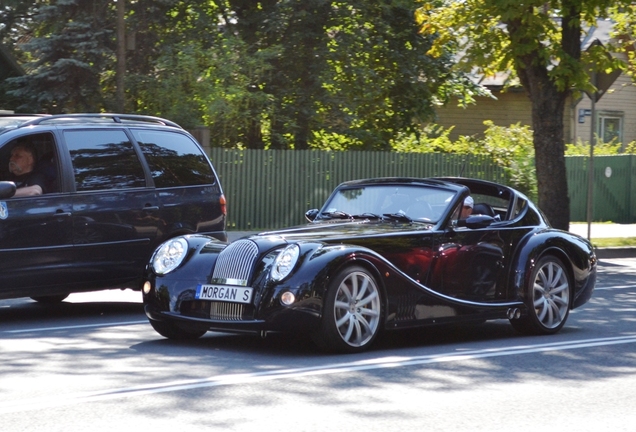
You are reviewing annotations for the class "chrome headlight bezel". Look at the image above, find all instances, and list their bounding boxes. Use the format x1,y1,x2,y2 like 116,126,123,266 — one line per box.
152,237,189,275
271,244,300,282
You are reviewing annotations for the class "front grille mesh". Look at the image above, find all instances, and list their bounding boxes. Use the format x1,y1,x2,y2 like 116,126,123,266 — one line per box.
212,239,259,285
180,300,253,320
210,301,245,321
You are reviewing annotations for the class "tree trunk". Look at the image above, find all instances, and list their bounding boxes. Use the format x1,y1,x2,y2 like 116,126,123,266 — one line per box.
514,63,571,230
530,89,570,230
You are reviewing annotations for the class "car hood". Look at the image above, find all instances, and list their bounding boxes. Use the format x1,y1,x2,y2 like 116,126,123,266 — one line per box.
250,220,435,244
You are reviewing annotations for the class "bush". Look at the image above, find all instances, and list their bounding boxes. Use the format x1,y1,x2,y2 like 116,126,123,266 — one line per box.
389,121,537,199
565,138,623,155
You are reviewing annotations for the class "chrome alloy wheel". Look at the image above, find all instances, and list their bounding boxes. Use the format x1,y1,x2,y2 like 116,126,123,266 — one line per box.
332,270,381,347
532,259,570,329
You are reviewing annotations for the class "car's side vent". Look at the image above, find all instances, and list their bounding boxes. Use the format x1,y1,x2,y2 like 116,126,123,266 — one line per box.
211,239,259,286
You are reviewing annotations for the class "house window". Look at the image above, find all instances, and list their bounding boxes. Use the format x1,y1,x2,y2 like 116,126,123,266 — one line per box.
598,112,623,144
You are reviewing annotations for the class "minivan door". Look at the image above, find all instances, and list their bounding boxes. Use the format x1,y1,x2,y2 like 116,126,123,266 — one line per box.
63,129,160,289
0,132,74,298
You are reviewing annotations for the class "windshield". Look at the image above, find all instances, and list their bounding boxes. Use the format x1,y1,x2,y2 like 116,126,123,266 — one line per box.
319,184,456,223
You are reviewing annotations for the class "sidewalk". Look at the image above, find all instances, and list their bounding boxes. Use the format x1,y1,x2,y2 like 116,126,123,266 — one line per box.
568,223,636,239
569,223,636,259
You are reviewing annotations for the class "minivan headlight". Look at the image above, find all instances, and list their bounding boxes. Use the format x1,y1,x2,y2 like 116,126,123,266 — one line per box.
271,244,300,281
152,237,189,275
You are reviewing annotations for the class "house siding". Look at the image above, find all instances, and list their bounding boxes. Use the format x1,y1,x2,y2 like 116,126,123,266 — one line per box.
571,72,636,147
435,72,636,147
434,90,533,140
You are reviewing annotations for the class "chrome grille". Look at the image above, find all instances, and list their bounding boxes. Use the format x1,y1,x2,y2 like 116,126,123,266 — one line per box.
210,302,245,321
211,239,259,286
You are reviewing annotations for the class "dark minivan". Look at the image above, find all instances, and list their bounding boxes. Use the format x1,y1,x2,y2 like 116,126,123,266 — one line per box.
0,113,226,302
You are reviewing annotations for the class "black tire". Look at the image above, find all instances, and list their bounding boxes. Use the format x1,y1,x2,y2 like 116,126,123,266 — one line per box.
313,265,383,353
510,255,571,335
30,294,69,303
149,319,207,340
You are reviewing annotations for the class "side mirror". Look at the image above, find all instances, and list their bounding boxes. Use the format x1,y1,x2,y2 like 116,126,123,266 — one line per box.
465,214,495,229
0,181,16,199
305,209,319,222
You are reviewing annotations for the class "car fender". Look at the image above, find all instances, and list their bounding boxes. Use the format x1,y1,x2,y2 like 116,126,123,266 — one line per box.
508,229,595,305
256,241,391,321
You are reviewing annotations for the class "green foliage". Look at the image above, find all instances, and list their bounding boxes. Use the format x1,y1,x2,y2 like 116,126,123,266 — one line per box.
624,141,636,155
2,0,462,150
6,0,116,113
565,138,624,156
478,121,536,199
273,120,538,198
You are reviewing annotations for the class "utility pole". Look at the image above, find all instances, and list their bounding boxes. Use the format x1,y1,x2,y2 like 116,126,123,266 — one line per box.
116,0,125,113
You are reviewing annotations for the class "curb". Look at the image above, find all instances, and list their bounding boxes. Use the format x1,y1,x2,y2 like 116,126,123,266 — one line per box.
595,247,636,259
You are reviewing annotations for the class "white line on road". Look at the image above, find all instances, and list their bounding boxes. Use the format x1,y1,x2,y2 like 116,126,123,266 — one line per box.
1,334,635,414
3,320,148,334
595,284,634,291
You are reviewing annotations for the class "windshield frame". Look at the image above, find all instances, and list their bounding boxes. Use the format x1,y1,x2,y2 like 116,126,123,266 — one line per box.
317,183,458,224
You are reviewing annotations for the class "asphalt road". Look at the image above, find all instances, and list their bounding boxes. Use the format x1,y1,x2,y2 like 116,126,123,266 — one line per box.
1,258,635,432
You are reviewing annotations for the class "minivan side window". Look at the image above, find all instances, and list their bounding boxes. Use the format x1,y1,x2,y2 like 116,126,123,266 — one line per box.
64,130,146,191
132,130,215,188
0,132,59,194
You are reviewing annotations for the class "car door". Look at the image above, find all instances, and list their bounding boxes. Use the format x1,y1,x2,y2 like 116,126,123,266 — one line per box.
63,129,161,288
0,131,74,297
430,226,512,301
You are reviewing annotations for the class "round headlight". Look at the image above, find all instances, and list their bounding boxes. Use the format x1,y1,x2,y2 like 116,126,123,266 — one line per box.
271,244,300,281
152,237,189,275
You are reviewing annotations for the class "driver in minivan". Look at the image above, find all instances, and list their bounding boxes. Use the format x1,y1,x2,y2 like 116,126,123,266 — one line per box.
6,142,46,197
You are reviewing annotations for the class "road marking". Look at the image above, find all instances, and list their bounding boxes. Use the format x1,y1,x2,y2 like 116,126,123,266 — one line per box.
1,334,635,413
3,320,148,334
595,284,634,291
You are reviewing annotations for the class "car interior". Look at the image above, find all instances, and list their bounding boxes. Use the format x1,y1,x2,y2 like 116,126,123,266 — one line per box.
0,132,58,194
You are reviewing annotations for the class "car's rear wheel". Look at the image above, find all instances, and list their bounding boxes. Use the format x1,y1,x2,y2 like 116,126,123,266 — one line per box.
313,265,383,353
149,319,207,340
511,255,571,335
30,294,69,303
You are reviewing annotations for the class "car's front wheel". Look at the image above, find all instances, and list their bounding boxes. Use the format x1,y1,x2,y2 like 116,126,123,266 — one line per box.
313,265,383,353
149,319,207,340
511,255,571,335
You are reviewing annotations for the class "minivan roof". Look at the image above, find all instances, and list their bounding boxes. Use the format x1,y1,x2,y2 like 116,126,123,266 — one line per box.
0,113,182,134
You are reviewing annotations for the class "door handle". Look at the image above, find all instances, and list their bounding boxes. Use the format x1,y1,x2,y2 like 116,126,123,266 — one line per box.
143,206,159,212
54,210,72,217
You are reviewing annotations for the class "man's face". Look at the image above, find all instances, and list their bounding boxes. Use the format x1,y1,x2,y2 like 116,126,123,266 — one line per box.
9,146,35,175
460,204,473,219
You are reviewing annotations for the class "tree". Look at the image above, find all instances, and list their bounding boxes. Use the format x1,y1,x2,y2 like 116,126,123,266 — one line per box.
218,0,460,150
416,0,628,230
5,0,116,113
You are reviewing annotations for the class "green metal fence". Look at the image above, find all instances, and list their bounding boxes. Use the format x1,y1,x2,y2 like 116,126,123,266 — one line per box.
566,155,636,223
210,149,507,230
208,149,636,230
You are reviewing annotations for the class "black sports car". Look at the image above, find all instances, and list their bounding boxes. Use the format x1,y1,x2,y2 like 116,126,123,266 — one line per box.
142,177,596,353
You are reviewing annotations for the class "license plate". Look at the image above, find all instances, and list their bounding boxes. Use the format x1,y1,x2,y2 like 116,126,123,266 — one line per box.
195,284,253,304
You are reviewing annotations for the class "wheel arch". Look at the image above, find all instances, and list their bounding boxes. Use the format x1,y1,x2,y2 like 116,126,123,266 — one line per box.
325,252,390,320
510,234,576,306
